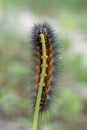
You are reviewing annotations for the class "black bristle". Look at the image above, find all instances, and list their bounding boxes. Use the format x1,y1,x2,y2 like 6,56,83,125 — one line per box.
30,22,60,113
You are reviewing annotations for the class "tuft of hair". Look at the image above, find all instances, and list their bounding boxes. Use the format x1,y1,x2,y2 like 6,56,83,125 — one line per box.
30,22,60,114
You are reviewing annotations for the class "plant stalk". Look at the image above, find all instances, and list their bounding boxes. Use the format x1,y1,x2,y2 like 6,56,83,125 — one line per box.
30,33,46,130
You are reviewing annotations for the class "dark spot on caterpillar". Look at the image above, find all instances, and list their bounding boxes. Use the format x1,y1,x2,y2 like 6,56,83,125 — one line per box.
31,23,60,113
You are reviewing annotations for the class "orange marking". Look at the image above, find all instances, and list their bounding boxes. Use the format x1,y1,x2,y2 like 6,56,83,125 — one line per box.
46,55,48,59
43,83,46,86
36,62,41,66
49,61,53,66
35,80,39,84
47,72,52,77
48,63,53,69
49,47,53,51
37,55,41,59
47,80,51,87
49,54,53,58
36,70,40,75
46,64,48,67
44,73,47,77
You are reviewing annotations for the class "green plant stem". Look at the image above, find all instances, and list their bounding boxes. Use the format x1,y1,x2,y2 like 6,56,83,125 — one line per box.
31,34,46,130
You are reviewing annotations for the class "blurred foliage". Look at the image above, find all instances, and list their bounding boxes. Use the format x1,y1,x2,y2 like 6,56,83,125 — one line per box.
0,0,87,130
0,0,87,11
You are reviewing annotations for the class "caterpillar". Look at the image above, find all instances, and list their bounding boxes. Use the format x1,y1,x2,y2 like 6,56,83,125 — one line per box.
31,23,59,113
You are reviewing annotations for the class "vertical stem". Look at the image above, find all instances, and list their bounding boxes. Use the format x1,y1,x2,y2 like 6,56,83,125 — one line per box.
31,34,46,130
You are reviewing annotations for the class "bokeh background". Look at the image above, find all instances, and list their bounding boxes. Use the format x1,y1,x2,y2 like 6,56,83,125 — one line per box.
0,0,87,130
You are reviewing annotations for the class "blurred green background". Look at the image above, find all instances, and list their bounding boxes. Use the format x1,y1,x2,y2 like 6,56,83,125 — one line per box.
0,0,87,130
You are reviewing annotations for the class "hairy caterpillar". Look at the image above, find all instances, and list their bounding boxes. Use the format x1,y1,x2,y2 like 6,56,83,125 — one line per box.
31,23,59,113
